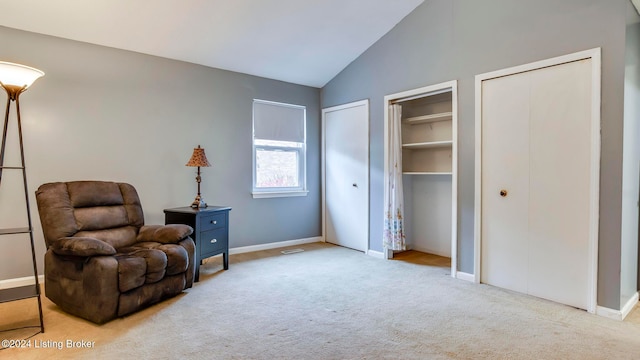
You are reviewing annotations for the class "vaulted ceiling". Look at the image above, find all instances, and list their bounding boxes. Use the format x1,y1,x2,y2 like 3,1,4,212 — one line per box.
0,0,424,87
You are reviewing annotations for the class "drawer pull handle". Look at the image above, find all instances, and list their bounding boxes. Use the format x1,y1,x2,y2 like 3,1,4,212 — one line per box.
211,220,217,224
211,239,217,243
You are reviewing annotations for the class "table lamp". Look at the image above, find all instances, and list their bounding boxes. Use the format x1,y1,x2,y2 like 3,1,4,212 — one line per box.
186,145,211,208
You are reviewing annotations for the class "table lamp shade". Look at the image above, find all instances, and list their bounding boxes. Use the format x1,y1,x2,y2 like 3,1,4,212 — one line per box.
186,145,211,167
0,61,44,89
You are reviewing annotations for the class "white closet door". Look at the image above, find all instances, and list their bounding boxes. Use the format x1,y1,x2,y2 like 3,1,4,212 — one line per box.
481,59,593,310
323,101,369,252
527,59,592,308
480,72,531,294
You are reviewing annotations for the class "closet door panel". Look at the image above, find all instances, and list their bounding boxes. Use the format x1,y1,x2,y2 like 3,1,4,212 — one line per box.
480,73,530,293
324,102,369,252
527,60,592,309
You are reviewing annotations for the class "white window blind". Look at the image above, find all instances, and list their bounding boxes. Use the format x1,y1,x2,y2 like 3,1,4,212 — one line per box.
253,101,305,142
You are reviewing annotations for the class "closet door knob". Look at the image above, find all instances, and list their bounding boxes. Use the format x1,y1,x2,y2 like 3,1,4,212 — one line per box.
352,183,358,188
499,189,508,197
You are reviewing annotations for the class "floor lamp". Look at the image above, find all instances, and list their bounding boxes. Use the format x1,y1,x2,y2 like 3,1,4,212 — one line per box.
0,61,45,334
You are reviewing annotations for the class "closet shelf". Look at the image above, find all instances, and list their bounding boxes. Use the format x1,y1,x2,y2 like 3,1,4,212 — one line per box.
403,172,452,175
403,112,452,124
402,140,452,149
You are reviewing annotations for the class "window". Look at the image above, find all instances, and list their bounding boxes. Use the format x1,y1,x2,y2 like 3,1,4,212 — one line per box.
252,99,307,198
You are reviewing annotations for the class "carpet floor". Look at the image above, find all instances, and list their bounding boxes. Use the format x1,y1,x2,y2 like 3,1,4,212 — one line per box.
1,242,640,359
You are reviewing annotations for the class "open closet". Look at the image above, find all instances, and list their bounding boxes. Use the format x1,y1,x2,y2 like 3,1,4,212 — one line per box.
384,80,458,276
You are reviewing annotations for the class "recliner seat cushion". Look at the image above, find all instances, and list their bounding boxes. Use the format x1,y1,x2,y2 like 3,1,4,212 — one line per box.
158,244,189,275
115,242,189,292
115,254,146,292
127,242,189,276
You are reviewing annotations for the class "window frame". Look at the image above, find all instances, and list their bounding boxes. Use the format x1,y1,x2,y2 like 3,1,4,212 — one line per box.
252,99,308,199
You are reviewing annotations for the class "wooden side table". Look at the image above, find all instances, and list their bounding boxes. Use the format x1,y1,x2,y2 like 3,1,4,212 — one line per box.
164,206,231,282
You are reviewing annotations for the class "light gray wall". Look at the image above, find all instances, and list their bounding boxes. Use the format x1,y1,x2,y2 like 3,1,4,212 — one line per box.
624,18,640,306
321,0,628,309
621,21,640,308
0,26,321,280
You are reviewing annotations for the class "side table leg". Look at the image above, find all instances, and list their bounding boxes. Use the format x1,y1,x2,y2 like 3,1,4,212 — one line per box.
223,251,229,270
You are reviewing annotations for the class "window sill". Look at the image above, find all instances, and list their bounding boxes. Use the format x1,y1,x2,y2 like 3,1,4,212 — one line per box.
252,190,309,199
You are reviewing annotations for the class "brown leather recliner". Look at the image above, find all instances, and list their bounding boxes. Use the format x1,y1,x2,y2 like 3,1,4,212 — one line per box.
35,180,195,324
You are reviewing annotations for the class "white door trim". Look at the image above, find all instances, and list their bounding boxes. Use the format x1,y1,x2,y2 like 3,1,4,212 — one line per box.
321,99,370,252
474,48,601,313
383,80,458,278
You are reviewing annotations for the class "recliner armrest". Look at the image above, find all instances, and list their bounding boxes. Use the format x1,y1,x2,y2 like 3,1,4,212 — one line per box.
137,224,193,244
51,236,117,257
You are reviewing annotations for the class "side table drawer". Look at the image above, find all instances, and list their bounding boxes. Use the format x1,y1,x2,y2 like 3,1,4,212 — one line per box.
200,213,226,231
200,228,228,256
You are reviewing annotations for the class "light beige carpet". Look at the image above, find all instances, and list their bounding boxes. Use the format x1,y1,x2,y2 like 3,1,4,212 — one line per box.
2,242,640,359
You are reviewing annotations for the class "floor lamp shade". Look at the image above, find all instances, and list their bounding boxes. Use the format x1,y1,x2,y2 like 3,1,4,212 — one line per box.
0,61,44,98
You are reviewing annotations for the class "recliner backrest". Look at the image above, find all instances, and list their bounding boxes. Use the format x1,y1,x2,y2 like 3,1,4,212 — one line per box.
36,181,145,249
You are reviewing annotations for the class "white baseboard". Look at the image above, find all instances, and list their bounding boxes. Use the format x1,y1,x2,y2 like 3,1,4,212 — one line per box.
597,306,624,321
366,249,385,259
456,271,475,283
596,292,639,321
0,275,45,290
621,292,640,319
229,236,322,255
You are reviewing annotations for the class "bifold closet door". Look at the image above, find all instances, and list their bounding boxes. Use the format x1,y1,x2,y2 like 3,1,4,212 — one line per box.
323,101,369,252
481,59,592,310
480,72,531,295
